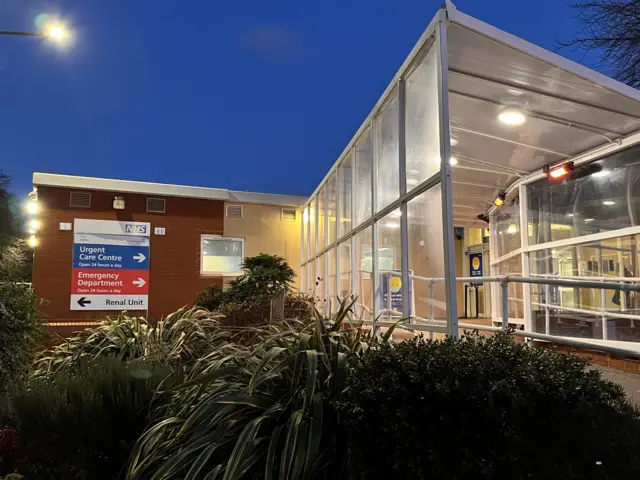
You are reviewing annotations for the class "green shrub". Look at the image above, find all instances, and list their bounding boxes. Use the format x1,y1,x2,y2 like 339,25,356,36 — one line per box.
195,254,312,327
339,332,640,480
0,281,43,392
127,300,398,479
2,359,171,480
34,307,221,376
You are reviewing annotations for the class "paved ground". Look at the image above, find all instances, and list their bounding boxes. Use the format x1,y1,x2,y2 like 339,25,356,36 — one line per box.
591,365,640,405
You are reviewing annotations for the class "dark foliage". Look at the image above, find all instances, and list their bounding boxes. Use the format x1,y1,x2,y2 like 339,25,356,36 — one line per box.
339,331,640,480
0,282,43,393
1,359,171,480
562,0,640,87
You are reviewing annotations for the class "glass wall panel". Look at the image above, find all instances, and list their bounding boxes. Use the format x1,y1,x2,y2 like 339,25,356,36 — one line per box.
308,258,317,297
318,186,326,252
327,247,337,314
309,197,316,259
405,45,440,191
301,264,306,293
528,144,640,246
354,227,373,319
496,255,524,320
339,241,352,300
354,129,373,227
495,197,521,258
530,234,640,342
408,185,445,320
302,206,308,263
377,209,402,320
316,254,325,312
327,173,337,246
375,90,400,212
338,154,353,237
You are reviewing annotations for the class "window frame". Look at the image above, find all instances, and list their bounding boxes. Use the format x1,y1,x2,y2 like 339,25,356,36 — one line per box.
200,235,245,276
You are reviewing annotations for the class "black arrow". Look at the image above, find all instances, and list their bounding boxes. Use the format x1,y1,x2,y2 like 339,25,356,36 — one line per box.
77,297,91,308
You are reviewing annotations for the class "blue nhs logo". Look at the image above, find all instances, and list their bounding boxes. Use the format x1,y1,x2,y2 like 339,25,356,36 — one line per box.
125,224,147,234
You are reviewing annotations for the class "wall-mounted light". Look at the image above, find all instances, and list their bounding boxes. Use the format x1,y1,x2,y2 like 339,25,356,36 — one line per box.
113,196,126,210
494,193,506,207
544,161,574,180
26,200,39,215
29,219,40,231
27,235,38,248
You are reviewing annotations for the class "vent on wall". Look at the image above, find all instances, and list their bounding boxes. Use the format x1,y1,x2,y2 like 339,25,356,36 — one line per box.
146,198,166,213
281,208,297,221
226,204,243,218
69,191,91,208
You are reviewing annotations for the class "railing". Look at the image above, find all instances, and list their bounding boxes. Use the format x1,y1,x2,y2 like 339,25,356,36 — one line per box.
351,272,640,359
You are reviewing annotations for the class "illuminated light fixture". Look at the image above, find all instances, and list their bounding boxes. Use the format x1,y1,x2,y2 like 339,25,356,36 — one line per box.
385,222,400,229
113,196,126,210
29,219,40,230
567,213,574,217
507,224,518,234
544,161,574,180
494,193,506,207
450,137,459,146
498,108,526,126
585,218,595,223
26,200,39,215
592,169,610,178
450,156,458,166
27,235,38,248
28,228,36,235
603,200,615,206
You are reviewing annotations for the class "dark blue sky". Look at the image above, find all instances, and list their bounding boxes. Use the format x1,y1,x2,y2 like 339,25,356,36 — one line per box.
2,0,581,199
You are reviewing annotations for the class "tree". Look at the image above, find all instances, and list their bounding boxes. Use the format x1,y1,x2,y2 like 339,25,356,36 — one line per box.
0,171,28,281
562,1,640,87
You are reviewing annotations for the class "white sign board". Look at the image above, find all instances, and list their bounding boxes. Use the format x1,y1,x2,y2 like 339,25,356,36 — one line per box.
70,219,151,311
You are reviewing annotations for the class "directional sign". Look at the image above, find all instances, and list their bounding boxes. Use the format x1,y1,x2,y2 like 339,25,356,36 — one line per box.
70,219,150,311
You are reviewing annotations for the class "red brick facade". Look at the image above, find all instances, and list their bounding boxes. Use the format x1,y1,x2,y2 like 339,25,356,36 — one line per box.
33,186,225,333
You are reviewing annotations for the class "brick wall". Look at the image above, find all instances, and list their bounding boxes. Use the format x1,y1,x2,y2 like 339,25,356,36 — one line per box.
33,186,225,331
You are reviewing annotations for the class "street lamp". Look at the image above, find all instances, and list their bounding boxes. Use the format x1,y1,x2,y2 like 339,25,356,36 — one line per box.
0,22,70,44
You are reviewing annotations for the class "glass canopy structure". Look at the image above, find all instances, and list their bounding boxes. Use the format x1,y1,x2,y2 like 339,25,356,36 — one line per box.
300,1,640,346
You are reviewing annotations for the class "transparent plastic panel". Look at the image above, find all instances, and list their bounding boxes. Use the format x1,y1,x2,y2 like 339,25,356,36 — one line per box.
309,197,316,258
495,197,521,258
405,45,441,191
339,241,352,301
327,247,337,315
375,90,399,212
354,129,373,227
407,185,445,321
338,154,353,238
318,186,326,252
327,173,337,246
354,227,373,319
316,254,325,312
377,209,402,320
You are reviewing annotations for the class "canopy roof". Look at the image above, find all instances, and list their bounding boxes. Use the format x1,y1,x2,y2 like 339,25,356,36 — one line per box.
446,2,640,226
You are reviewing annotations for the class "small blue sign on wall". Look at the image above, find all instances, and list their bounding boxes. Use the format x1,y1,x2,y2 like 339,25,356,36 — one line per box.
469,253,483,286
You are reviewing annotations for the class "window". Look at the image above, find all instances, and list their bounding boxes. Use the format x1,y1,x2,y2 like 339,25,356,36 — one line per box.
226,204,243,218
375,89,399,212
354,128,372,227
338,153,353,237
201,236,244,275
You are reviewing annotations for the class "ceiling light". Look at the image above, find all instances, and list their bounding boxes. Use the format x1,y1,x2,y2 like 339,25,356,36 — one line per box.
450,138,459,146
592,169,610,178
494,193,506,207
450,156,458,166
507,224,518,234
567,213,574,217
603,200,615,206
585,218,594,223
544,162,574,180
498,109,526,126
384,222,400,229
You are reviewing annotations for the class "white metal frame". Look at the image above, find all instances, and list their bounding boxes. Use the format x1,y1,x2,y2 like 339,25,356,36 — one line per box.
200,235,245,276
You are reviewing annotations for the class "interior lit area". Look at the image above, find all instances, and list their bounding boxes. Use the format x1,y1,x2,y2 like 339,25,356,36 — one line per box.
300,3,640,346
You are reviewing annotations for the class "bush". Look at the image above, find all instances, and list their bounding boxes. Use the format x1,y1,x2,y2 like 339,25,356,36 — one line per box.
1,359,171,479
34,307,221,376
0,281,43,392
195,254,313,327
339,331,640,480
127,300,398,479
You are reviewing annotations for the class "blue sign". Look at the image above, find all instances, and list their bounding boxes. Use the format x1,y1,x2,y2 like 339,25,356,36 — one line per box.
73,244,150,270
378,269,413,316
469,252,483,286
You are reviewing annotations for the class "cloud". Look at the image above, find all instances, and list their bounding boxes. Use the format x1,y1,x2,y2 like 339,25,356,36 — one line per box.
240,26,305,57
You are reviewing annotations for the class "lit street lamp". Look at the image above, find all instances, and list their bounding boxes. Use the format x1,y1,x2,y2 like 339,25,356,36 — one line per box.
0,23,70,44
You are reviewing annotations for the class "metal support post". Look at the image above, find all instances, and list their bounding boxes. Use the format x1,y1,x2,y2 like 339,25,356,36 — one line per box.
501,279,509,328
544,284,550,335
601,287,608,340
